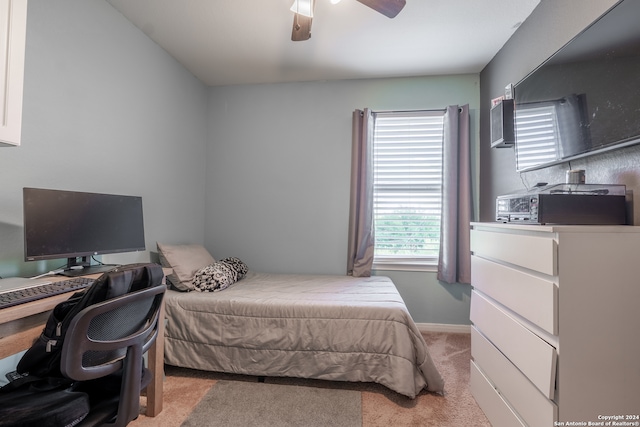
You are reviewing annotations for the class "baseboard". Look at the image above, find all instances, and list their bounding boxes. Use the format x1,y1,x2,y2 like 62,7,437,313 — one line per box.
416,323,471,334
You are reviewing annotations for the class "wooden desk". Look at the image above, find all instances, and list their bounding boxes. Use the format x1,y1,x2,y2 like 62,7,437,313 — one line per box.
0,273,165,417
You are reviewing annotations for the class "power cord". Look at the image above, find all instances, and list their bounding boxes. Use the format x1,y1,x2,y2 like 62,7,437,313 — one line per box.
30,269,65,279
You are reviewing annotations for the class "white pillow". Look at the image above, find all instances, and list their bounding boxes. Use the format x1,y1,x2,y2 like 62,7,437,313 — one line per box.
157,242,215,291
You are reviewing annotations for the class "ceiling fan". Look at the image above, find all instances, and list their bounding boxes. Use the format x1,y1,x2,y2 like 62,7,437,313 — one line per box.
291,0,407,41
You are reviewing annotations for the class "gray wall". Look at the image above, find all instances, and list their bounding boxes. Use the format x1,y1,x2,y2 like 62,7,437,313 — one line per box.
0,1,481,326
0,0,208,278
479,0,640,222
205,76,480,324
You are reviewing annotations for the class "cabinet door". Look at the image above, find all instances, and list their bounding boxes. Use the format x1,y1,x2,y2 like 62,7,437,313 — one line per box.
0,0,28,147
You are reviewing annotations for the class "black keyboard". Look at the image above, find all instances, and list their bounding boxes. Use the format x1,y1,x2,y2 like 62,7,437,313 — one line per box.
0,277,94,309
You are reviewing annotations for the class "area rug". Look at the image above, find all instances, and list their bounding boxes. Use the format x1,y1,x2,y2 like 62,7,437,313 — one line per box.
181,379,362,427
130,332,490,427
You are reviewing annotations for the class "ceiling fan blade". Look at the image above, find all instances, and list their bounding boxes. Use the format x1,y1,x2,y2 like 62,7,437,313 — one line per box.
356,0,406,18
291,13,313,41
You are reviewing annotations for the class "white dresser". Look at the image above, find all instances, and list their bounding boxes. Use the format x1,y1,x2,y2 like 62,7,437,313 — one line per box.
469,222,640,427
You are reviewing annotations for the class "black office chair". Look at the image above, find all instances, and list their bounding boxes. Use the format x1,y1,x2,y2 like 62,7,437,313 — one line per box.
59,283,165,427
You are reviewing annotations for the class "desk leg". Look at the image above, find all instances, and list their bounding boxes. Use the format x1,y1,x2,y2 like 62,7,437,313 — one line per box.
146,299,165,417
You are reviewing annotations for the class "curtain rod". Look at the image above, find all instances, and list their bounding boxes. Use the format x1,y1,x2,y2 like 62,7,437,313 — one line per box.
372,108,447,114
356,107,462,117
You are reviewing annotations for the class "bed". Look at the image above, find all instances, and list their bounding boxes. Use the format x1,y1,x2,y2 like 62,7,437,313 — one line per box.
157,243,444,399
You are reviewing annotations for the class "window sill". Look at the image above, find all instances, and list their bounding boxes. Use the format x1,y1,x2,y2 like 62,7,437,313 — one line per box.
372,262,438,273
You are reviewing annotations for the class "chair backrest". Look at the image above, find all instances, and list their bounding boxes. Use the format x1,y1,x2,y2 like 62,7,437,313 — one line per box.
17,263,165,379
60,266,165,427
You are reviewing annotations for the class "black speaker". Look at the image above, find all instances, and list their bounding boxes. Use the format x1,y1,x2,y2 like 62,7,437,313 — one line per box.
490,99,515,148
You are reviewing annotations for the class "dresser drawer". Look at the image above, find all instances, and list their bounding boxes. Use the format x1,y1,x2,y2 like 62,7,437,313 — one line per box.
471,255,558,335
470,290,557,399
472,327,557,427
471,229,557,275
470,361,526,427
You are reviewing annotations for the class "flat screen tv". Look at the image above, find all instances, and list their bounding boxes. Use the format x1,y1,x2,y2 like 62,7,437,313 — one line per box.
23,187,145,276
514,0,640,171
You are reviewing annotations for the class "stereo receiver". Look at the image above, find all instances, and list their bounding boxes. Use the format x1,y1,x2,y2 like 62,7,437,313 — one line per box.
496,184,627,225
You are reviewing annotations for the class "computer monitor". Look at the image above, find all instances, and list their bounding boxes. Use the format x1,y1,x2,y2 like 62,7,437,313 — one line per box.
23,187,146,276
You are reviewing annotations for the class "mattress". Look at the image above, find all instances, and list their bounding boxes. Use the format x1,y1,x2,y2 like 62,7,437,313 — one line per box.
163,271,444,398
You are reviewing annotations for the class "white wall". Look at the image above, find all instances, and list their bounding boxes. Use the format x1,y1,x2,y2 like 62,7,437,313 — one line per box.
0,0,209,278
205,75,480,324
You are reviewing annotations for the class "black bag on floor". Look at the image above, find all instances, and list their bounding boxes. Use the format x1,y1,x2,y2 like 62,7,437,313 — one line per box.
0,376,89,427
16,263,164,378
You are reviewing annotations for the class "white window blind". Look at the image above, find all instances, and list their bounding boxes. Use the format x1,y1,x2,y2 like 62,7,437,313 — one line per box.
515,105,560,171
372,110,445,269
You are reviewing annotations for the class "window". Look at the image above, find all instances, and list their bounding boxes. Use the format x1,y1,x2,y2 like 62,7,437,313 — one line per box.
514,104,560,171
372,110,445,270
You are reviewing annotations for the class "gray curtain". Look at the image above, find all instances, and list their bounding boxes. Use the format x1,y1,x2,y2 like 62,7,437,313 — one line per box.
347,108,374,277
437,105,472,284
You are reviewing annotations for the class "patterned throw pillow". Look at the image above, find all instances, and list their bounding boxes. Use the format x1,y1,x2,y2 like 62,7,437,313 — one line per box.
220,257,248,279
192,257,248,292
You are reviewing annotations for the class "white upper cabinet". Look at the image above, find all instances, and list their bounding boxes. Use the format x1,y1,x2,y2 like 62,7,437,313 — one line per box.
0,0,27,147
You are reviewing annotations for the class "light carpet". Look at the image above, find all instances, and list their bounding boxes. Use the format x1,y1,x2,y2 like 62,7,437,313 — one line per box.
130,332,491,427
181,380,361,427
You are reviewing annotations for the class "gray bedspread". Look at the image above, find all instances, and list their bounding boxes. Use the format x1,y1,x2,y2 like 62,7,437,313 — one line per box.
163,271,444,398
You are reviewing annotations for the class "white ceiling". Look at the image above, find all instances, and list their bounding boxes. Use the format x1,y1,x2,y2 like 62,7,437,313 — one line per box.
105,0,540,87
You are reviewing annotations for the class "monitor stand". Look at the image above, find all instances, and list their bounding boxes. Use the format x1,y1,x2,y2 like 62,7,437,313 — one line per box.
59,256,119,277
